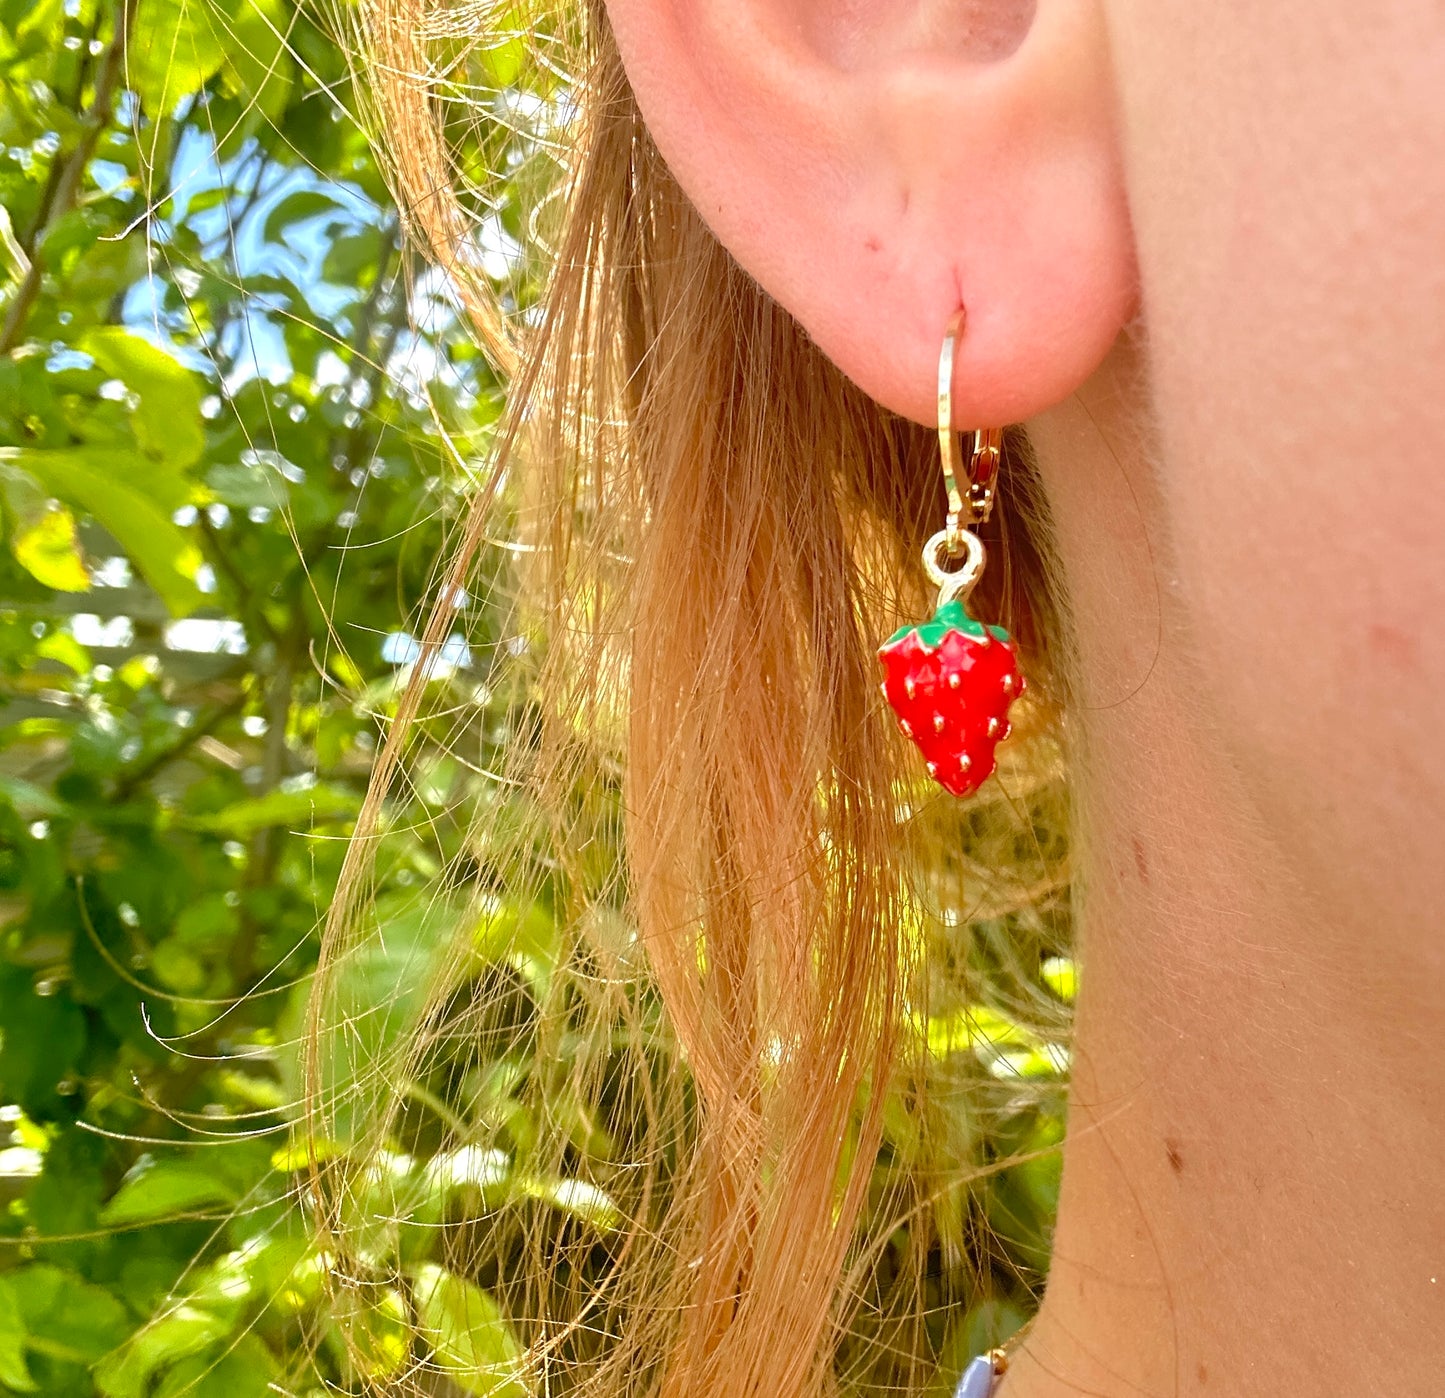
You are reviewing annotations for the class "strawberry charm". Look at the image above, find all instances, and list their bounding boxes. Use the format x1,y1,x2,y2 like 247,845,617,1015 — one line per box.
878,594,1022,797
886,304,1023,797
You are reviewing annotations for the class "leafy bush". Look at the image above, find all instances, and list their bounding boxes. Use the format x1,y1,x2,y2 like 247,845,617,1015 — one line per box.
0,2,1072,1394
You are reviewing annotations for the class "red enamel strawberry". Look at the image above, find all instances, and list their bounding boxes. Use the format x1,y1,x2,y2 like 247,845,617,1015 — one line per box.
878,597,1023,797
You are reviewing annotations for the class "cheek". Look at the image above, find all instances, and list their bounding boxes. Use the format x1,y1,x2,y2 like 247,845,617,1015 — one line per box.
1110,0,1445,941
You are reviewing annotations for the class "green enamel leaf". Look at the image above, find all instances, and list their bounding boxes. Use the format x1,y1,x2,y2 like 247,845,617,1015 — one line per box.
884,598,1012,651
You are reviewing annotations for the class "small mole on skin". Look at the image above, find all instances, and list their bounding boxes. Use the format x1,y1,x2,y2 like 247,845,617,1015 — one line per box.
1165,1139,1184,1174
864,235,882,253
1132,835,1150,885
1197,1361,1208,1385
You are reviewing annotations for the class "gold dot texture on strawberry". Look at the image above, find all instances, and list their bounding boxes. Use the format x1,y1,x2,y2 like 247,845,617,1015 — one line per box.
877,601,1023,798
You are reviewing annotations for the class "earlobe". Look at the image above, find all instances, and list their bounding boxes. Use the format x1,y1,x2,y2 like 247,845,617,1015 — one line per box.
604,0,1136,426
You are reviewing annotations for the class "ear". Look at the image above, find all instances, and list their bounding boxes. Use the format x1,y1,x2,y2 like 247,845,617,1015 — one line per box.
603,0,1136,426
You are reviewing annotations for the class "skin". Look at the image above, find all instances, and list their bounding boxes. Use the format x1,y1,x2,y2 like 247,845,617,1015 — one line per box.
602,1,1445,1393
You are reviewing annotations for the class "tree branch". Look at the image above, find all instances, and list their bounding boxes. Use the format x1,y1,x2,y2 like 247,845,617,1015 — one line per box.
111,687,248,803
0,0,140,355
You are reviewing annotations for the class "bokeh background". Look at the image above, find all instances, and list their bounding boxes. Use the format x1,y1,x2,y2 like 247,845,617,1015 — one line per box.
0,2,1071,1393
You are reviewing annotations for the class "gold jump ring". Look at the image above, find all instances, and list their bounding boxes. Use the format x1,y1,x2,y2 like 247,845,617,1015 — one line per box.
922,528,986,607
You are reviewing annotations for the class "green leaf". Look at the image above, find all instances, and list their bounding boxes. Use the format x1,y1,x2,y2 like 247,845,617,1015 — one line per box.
33,628,92,678
0,464,90,591
204,461,287,511
262,189,347,246
100,1156,240,1226
0,773,65,819
13,501,90,592
239,1231,325,1314
407,1146,511,1229
10,0,65,50
174,891,240,946
411,1264,526,1398
282,893,464,1144
80,328,206,470
93,1306,232,1398
181,784,363,836
0,1277,37,1392
0,447,203,615
918,1004,1036,1061
424,1146,510,1197
18,1131,107,1275
11,1264,130,1364
127,0,228,116
0,202,31,290
470,895,560,996
1040,955,1077,1002
269,1135,345,1172
153,1334,278,1398
329,1286,410,1381
150,938,209,994
322,227,385,286
0,966,87,1115
522,1175,622,1232
222,0,293,126
478,29,526,90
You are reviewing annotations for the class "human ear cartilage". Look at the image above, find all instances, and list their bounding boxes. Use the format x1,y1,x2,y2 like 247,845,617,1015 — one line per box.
878,308,1023,798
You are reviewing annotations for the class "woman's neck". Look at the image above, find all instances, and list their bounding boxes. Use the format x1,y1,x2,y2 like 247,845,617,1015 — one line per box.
1005,335,1445,1396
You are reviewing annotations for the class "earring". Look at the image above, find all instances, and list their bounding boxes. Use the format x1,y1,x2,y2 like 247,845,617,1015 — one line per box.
954,1347,1010,1398
877,307,1024,798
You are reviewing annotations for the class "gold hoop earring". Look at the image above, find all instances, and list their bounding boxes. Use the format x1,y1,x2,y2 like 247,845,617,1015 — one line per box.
877,307,1024,798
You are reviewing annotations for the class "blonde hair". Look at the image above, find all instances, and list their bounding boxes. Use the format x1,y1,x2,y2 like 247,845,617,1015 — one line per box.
307,3,1075,1395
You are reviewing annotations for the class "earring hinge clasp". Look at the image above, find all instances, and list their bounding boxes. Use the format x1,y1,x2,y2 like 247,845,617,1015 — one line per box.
938,307,1002,552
